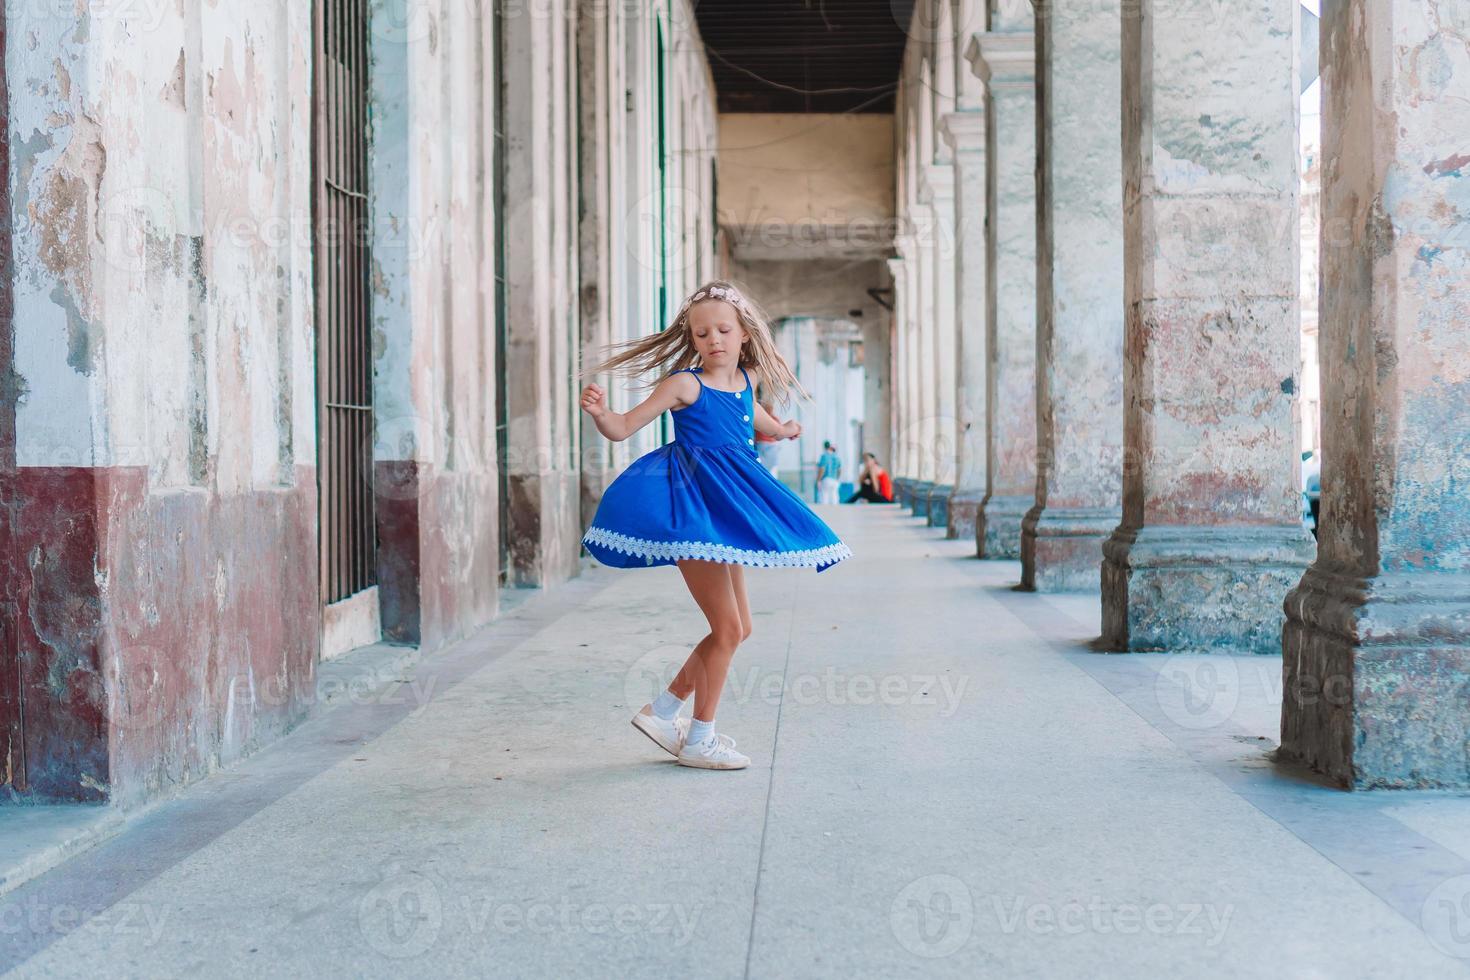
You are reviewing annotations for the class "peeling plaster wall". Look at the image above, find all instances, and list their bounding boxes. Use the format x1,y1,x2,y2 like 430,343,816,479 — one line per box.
12,4,314,482
1102,0,1315,654
974,24,1037,558
1281,0,1470,788
370,0,499,650
5,3,318,805
12,11,104,467
1314,0,1470,578
501,0,573,588
1118,0,1305,531
1022,0,1126,592
941,106,987,541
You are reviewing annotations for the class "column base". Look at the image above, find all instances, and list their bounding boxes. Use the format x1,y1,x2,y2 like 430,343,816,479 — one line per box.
910,481,935,519
1020,505,1120,592
948,488,985,545
1101,524,1314,654
927,484,954,531
894,478,916,507
978,494,1030,559
1280,567,1470,789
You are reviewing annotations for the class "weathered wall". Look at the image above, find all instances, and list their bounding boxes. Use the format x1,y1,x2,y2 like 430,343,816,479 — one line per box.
4,3,318,804
1,5,21,795
500,0,591,588
370,0,500,650
941,108,986,542
1281,0,1470,788
972,24,1036,559
0,0,727,806
1022,0,1125,591
1102,0,1314,653
922,164,957,528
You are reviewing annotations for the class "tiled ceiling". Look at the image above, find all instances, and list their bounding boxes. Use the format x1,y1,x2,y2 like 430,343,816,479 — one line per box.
691,0,916,113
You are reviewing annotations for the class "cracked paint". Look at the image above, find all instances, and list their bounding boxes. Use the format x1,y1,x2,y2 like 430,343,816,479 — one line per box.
3,2,321,804
1281,0,1470,789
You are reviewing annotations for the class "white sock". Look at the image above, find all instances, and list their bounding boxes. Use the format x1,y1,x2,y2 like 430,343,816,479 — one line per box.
687,718,715,745
651,689,686,720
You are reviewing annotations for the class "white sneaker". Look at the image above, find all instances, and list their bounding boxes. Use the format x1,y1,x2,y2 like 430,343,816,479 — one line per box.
631,705,690,757
677,732,750,770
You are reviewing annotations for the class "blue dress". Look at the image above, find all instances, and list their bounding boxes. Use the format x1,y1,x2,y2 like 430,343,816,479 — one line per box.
581,366,853,572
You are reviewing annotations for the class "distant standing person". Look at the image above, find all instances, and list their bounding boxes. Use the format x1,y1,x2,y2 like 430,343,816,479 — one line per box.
847,452,893,504
816,440,842,505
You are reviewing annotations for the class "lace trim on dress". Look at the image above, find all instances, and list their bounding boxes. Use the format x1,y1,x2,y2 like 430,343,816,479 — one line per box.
582,526,853,568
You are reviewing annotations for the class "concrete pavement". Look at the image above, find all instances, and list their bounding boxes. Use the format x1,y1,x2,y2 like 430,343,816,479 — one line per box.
3,504,1469,978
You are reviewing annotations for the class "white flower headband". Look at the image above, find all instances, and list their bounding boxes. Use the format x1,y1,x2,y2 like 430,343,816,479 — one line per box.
680,284,745,315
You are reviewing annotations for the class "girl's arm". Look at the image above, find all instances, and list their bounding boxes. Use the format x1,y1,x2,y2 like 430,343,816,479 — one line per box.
753,399,800,440
579,373,700,442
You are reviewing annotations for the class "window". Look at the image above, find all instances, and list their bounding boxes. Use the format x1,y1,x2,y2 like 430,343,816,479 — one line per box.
313,0,375,603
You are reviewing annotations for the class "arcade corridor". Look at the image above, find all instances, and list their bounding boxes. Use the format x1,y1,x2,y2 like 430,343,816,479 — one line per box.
2,506,1466,976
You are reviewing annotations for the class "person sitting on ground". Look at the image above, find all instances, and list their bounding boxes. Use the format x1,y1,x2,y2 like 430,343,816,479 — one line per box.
846,452,893,504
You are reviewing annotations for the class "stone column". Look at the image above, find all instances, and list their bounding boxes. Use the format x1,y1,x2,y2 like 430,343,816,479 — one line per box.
925,164,958,530
967,27,1036,559
887,249,911,487
1102,0,1314,652
503,0,584,586
1281,1,1470,788
910,199,938,516
951,0,986,111
941,108,988,546
894,240,924,502
1020,0,1124,591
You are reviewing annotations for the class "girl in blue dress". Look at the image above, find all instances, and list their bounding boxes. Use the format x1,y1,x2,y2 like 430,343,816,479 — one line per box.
578,280,852,770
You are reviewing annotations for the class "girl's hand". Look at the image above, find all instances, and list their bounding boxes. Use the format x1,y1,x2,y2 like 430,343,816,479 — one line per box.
580,383,607,418
781,419,802,440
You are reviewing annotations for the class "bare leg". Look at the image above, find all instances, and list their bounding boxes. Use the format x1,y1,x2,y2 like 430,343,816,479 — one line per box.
668,559,747,722
668,563,753,701
727,563,753,642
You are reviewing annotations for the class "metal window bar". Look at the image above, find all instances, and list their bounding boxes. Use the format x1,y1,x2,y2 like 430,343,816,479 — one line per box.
313,0,376,604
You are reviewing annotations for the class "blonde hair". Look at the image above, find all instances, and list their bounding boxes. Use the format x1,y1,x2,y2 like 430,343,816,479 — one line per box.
578,279,809,409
